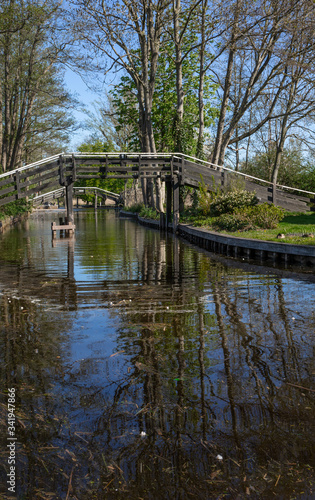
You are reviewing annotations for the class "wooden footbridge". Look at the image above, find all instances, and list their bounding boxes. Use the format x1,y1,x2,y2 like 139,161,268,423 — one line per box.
32,186,121,206
0,152,314,231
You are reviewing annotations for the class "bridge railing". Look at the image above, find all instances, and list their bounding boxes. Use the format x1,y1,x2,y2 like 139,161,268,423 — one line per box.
0,152,314,213
0,154,63,207
32,186,121,206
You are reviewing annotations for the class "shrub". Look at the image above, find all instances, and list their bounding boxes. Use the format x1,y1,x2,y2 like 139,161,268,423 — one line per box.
224,172,246,193
198,174,221,215
0,199,32,220
127,203,144,213
210,189,259,216
212,212,255,232
212,203,285,232
139,206,159,220
250,203,285,229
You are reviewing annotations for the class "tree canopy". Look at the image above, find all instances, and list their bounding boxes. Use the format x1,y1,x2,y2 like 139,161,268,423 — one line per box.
1,0,315,195
0,0,76,172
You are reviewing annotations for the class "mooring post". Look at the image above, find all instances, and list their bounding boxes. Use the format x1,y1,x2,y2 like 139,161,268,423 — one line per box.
94,190,97,210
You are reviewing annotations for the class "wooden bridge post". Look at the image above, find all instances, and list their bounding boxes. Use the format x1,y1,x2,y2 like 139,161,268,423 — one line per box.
14,171,21,199
166,179,172,229
221,169,228,188
173,173,180,232
66,183,74,224
272,183,277,205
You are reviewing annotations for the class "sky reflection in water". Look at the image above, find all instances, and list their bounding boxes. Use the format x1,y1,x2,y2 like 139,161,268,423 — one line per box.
0,210,314,499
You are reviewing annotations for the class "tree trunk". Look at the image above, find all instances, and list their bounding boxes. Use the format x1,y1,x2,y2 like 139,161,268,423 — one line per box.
173,0,184,152
196,0,207,159
212,44,235,166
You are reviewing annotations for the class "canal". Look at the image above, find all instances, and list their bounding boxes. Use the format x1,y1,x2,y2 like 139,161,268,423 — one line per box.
0,209,314,499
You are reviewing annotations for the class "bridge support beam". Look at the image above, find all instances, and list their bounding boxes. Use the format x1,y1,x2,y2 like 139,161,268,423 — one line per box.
66,183,74,224
173,174,180,232
166,179,172,229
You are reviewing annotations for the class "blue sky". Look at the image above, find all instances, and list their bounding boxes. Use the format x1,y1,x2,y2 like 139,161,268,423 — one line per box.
64,68,100,151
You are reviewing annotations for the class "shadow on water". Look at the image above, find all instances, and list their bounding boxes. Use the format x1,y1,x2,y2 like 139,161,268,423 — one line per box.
0,210,314,499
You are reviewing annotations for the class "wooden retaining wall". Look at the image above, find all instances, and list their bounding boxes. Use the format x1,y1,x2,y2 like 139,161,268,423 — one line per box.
120,210,315,268
177,224,315,267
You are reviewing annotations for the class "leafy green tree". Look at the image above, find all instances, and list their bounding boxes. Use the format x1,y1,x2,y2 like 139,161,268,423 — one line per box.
240,145,308,188
109,41,218,156
0,0,75,172
75,138,126,200
23,68,76,163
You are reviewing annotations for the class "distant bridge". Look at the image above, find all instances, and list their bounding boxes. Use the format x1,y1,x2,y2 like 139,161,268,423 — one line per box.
0,152,314,230
32,186,121,206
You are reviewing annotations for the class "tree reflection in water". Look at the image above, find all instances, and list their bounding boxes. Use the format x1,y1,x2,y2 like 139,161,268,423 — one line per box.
0,210,314,499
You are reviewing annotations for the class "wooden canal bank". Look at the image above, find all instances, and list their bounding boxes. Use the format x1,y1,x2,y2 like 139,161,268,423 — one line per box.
177,224,315,268
120,210,315,269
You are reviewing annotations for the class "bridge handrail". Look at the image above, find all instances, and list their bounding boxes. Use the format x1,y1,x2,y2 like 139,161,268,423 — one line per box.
73,186,120,198
32,186,121,202
0,153,64,180
177,153,315,198
67,151,315,197
1,151,314,200
32,188,65,200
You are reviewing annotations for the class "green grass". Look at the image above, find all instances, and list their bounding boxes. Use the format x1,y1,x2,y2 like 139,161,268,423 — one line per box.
199,212,315,245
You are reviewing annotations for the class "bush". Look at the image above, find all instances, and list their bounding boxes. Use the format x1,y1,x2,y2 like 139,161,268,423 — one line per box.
250,203,285,229
0,199,32,220
212,203,285,232
212,212,255,232
139,206,159,220
127,203,144,213
198,175,221,215
210,189,259,216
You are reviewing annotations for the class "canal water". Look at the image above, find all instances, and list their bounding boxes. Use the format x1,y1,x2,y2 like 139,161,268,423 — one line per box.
0,209,314,499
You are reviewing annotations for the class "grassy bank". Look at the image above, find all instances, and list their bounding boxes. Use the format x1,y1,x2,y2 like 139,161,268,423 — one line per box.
124,204,315,246
182,211,315,245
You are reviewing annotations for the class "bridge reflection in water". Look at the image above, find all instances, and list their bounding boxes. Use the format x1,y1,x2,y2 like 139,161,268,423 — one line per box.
0,210,314,499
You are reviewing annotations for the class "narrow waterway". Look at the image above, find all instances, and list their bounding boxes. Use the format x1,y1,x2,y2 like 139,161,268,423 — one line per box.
0,209,314,499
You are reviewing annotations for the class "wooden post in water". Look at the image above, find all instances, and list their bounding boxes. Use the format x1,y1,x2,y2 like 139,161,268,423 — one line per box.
94,190,97,210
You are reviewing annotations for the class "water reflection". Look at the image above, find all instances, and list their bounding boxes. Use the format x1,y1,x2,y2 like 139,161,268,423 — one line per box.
0,210,314,499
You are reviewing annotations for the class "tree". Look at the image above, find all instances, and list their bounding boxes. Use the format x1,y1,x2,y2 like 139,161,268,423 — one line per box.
71,0,172,154
0,0,75,172
92,40,218,156
23,68,76,164
75,137,126,200
84,95,140,152
211,0,315,167
70,0,173,208
240,143,308,187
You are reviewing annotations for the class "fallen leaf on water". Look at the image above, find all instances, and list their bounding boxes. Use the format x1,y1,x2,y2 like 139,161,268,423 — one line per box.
110,350,125,357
